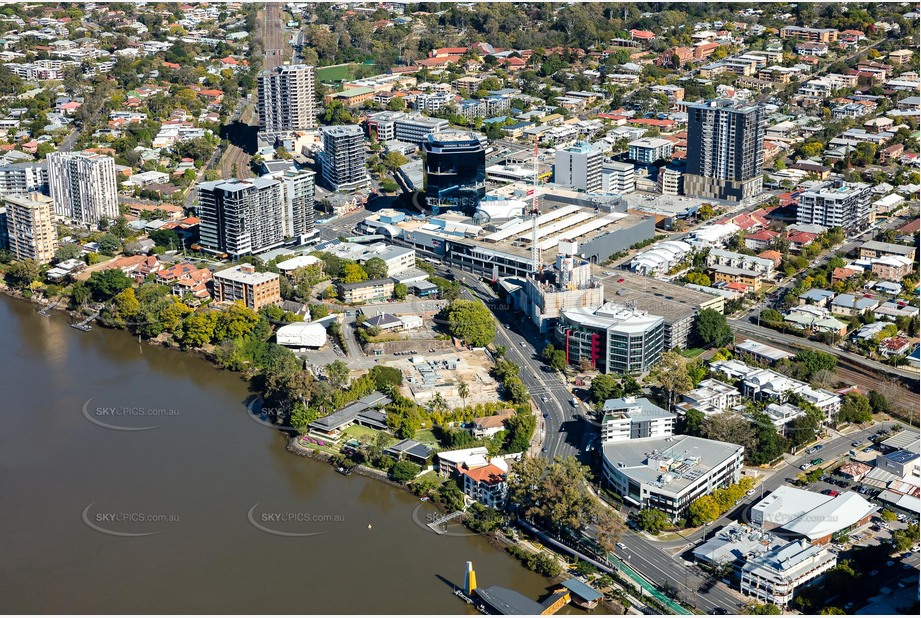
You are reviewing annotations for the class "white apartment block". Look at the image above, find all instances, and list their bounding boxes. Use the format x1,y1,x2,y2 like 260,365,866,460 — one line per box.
366,111,449,145
797,180,872,232
274,168,316,244
601,397,675,443
601,161,635,194
710,360,842,423
679,379,741,415
415,92,454,114
0,163,47,196
707,248,775,277
257,64,317,132
47,151,118,227
555,141,603,192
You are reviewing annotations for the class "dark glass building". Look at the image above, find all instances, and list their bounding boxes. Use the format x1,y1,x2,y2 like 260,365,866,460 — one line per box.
423,130,486,213
684,99,765,203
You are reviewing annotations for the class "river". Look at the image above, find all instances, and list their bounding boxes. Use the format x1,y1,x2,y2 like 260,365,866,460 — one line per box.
0,295,575,614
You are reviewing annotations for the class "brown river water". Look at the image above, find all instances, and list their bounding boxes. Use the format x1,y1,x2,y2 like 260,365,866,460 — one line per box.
0,295,580,614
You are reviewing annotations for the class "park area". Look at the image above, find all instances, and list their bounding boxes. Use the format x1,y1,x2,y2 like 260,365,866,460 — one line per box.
316,63,362,82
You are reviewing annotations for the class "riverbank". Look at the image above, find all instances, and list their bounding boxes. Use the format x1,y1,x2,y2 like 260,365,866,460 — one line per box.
2,287,582,599
1,292,564,613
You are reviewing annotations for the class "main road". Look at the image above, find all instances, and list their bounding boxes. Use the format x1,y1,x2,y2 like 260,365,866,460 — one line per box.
447,268,589,462
447,268,748,613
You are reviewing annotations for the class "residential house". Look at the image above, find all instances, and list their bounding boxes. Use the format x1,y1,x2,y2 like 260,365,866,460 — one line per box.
678,379,741,416
456,462,508,509
879,336,911,358
830,294,879,317
469,408,516,439
798,289,835,307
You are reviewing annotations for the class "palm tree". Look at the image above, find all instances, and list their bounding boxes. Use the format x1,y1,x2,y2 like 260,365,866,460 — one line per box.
458,380,469,410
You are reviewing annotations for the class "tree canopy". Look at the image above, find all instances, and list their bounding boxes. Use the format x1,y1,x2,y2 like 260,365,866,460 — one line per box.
443,299,496,347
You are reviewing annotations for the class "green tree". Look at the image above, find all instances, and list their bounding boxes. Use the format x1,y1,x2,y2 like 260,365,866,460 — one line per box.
838,392,872,424
213,301,261,341
458,380,470,409
506,455,623,550
54,243,83,263
390,460,421,483
382,151,408,170
746,602,782,615
794,350,837,379
97,233,122,255
362,257,388,279
685,271,711,287
868,390,889,414
150,228,181,249
649,350,693,410
760,308,783,323
112,287,140,321
688,495,720,525
891,523,919,552
590,374,623,404
505,376,529,405
683,408,705,436
325,360,350,390
503,410,536,454
369,365,403,390
340,262,368,284
696,308,733,348
5,259,40,290
87,269,133,301
635,508,670,534
181,311,217,347
393,282,408,300
444,299,496,347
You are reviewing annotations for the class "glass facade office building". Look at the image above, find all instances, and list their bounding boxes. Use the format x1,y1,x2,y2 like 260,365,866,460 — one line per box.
423,130,486,213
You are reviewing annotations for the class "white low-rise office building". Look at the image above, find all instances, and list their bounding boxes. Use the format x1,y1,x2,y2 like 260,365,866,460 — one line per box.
602,435,744,518
739,540,837,607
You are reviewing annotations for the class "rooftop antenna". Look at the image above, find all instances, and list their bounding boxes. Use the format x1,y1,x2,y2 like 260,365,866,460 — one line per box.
531,136,540,273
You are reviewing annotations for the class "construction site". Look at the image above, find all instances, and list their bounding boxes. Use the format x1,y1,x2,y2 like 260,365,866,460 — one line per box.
388,349,501,409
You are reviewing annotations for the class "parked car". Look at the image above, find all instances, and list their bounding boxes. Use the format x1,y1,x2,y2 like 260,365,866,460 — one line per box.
800,464,810,470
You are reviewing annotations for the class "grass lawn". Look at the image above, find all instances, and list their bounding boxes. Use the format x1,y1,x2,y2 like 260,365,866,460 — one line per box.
680,347,705,358
413,429,439,447
316,63,359,82
413,470,439,487
342,424,381,444
368,333,403,343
